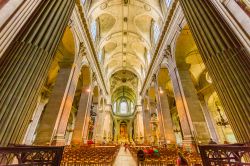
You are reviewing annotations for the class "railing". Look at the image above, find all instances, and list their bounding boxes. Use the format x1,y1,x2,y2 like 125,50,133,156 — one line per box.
0,145,64,165
199,143,250,166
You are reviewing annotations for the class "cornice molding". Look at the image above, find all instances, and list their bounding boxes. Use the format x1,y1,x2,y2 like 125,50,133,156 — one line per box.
74,1,108,95
140,1,184,96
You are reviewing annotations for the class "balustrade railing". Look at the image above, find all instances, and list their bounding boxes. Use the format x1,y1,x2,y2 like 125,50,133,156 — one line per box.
0,145,64,165
199,143,250,166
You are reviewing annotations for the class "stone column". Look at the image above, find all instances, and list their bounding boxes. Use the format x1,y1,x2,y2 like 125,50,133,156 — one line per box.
176,64,210,143
142,96,151,144
198,94,219,143
168,66,194,145
165,54,194,144
115,120,120,143
95,105,105,143
102,105,112,142
113,120,118,142
136,105,144,144
93,96,102,142
0,0,42,58
165,51,210,144
153,76,167,143
159,89,176,144
134,114,138,141
0,0,75,146
23,94,49,145
35,61,80,145
71,85,92,144
52,63,81,145
179,0,250,143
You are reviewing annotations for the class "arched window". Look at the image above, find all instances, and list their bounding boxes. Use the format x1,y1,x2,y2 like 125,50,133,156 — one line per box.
81,0,86,4
165,0,172,7
141,65,144,79
90,20,97,41
147,51,151,64
120,101,128,114
98,51,102,63
131,102,134,113
153,22,160,43
113,102,117,113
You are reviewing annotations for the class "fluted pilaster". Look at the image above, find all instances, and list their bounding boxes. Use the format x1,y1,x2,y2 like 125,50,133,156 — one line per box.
179,0,250,143
0,0,75,146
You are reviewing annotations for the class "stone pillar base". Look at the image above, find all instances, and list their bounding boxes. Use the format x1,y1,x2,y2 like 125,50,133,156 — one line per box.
182,138,197,152
52,135,66,146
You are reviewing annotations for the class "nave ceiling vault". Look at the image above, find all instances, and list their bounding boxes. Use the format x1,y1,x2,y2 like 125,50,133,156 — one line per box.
86,0,164,104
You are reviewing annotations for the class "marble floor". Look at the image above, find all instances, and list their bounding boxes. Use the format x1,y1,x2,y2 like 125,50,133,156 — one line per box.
114,146,137,166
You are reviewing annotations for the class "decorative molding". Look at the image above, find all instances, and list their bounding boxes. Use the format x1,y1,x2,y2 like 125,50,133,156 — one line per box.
73,1,108,95
140,1,184,96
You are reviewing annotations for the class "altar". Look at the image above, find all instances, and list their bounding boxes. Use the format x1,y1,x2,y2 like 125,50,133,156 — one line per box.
113,118,134,143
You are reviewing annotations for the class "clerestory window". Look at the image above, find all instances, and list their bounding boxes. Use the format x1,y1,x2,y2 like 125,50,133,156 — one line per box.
120,101,128,114
90,20,97,41
153,22,160,44
165,0,172,7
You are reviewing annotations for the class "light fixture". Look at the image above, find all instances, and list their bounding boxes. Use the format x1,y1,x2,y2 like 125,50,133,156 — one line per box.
159,87,163,94
216,106,229,127
86,88,91,92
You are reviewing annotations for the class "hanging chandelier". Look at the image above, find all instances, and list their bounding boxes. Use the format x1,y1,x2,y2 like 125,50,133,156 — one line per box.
216,106,229,127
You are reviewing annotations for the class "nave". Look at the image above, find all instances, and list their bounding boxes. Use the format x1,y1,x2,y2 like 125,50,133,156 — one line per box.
60,144,202,166
0,0,250,165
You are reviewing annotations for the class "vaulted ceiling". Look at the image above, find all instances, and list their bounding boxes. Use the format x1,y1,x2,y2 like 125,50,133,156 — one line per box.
85,0,164,102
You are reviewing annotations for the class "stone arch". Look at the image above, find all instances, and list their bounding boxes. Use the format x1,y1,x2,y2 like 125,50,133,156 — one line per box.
206,92,236,144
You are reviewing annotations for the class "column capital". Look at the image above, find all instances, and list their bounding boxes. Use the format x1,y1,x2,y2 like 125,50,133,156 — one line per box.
135,105,143,112
105,104,112,112
162,46,177,73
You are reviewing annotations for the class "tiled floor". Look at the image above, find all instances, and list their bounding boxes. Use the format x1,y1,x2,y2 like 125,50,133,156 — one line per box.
114,146,137,166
